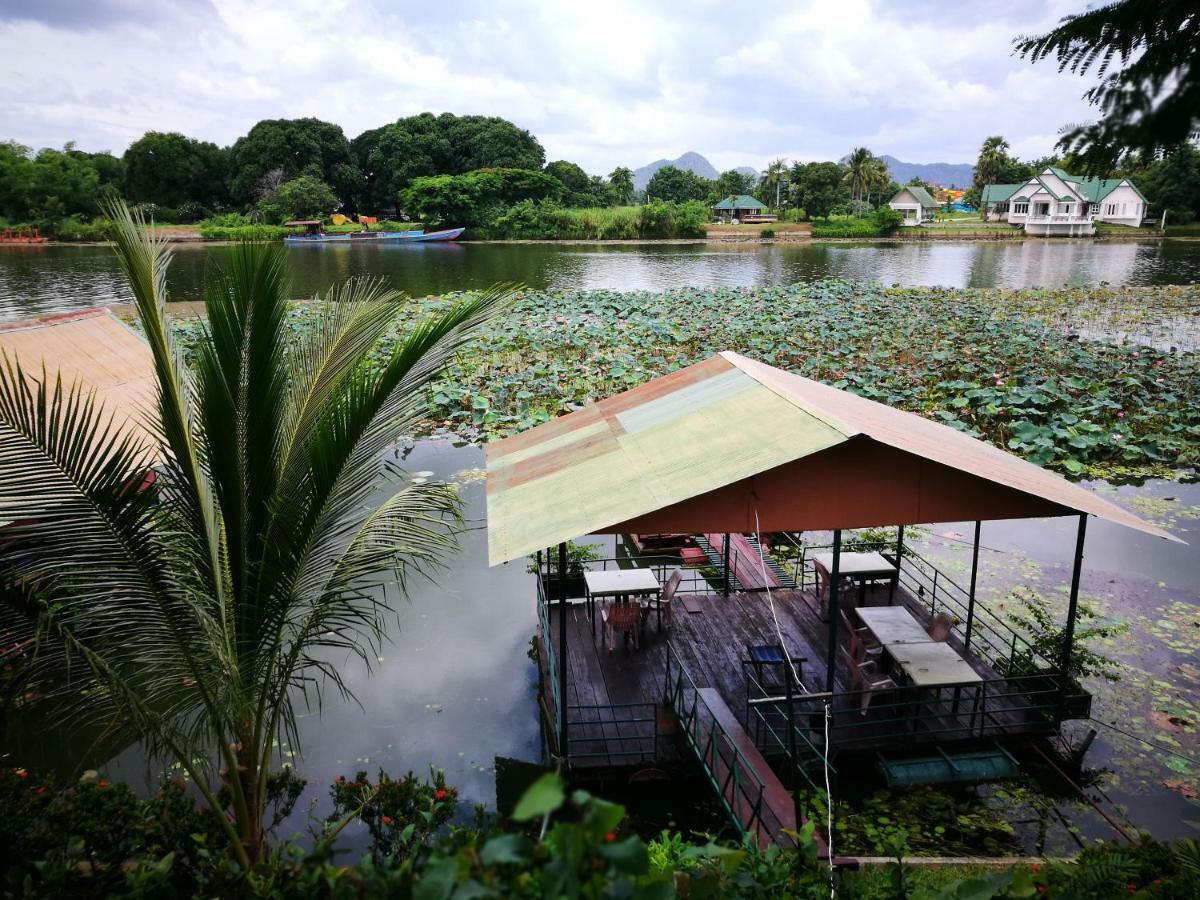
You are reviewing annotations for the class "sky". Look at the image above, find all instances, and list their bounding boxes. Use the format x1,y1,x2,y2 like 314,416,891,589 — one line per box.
0,0,1105,174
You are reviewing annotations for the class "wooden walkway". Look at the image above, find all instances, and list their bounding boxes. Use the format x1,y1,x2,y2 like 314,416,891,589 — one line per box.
547,583,1054,768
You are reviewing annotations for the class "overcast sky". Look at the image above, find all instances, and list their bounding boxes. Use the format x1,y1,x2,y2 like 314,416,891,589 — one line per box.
0,0,1103,173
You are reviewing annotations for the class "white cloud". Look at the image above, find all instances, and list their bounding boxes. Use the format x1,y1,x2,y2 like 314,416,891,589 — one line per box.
0,0,1104,171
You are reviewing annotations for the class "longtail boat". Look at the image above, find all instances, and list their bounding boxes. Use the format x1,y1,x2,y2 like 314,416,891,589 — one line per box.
0,227,48,244
283,220,465,244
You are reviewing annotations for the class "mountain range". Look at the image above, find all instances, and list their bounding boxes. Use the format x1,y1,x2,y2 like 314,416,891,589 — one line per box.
631,152,974,192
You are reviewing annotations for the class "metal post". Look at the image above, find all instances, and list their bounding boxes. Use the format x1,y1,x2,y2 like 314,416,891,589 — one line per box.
785,656,801,830
722,533,731,597
558,541,569,759
964,520,981,651
825,529,842,693
894,524,905,568
1058,515,1088,720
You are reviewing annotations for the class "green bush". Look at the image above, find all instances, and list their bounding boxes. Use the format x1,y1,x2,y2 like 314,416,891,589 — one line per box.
52,216,111,241
197,223,289,240
761,228,775,238
811,217,884,238
873,204,904,233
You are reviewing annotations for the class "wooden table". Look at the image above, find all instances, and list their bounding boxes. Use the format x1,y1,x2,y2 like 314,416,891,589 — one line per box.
811,551,898,605
584,568,662,637
855,607,934,645
888,641,982,688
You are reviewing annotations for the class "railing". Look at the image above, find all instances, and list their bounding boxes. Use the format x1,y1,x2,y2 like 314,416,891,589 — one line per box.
535,572,562,745
565,702,660,763
742,661,836,804
1024,214,1094,225
664,643,780,843
778,671,1062,751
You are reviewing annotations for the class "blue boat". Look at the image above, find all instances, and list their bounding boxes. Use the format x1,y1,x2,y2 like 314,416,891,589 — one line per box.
283,221,465,244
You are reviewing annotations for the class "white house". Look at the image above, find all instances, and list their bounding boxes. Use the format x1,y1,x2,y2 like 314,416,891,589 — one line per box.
981,167,1147,236
887,185,938,226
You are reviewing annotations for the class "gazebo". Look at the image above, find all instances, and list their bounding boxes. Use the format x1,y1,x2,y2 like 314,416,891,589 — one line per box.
711,195,775,223
484,352,1176,841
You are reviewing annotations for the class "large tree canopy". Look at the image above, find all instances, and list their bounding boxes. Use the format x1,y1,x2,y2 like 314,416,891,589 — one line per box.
400,168,561,227
645,165,711,203
228,118,360,206
123,132,227,210
1015,0,1199,172
353,113,544,213
789,161,850,219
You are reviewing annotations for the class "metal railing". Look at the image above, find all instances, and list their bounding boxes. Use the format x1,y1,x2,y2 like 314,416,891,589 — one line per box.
742,662,835,802
776,671,1062,752
664,643,780,843
565,702,660,763
535,573,562,742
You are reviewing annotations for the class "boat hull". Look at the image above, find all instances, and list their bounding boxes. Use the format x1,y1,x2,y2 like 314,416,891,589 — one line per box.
284,227,465,244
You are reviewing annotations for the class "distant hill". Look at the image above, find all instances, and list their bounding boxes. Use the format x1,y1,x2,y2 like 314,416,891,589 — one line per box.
879,155,973,189
632,152,762,191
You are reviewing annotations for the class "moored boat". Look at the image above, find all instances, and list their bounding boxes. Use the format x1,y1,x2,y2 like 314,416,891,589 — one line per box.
283,220,465,244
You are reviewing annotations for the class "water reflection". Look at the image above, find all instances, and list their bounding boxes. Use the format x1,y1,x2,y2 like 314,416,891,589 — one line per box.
2,239,1199,320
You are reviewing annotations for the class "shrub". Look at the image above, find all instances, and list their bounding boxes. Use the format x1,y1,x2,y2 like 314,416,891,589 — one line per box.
256,175,338,224
51,216,111,241
873,205,904,233
761,228,775,238
197,223,289,240
811,217,884,238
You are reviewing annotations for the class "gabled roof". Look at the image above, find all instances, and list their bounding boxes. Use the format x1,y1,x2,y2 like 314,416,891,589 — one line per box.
0,308,158,454
893,186,937,207
484,352,1177,564
1045,167,1147,204
981,184,1021,203
712,195,767,210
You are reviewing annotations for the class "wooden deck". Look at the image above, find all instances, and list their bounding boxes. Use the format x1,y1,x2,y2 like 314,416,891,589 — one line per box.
546,581,1055,769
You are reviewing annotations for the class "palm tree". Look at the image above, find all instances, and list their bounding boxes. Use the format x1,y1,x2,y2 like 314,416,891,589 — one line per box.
865,156,891,206
607,166,635,205
842,147,875,205
974,135,1012,189
761,158,789,209
0,201,512,867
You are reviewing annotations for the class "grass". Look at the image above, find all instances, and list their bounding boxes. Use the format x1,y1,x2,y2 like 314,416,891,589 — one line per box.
705,222,810,236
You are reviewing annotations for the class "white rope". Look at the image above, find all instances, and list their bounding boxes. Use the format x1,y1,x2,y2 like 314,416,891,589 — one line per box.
824,701,835,893
752,509,805,691
750,509,836,884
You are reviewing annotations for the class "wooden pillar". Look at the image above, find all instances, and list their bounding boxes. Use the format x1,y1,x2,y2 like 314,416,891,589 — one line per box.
825,530,842,693
558,541,569,759
1058,515,1088,717
964,520,982,652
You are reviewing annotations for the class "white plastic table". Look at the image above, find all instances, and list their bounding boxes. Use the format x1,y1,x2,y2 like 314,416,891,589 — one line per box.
855,607,933,646
811,551,898,604
584,568,661,636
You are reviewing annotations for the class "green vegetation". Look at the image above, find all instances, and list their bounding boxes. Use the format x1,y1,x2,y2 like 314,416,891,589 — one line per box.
5,763,1200,898
0,202,513,868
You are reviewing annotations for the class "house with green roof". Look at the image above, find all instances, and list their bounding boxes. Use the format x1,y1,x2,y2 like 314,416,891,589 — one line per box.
887,185,938,225
711,194,775,223
982,167,1147,235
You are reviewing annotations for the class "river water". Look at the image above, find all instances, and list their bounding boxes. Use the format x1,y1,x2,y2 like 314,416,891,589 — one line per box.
2,238,1198,854
2,239,1200,320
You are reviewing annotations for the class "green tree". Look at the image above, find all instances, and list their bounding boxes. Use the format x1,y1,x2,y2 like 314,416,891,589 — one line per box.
789,161,849,219
123,131,228,209
26,145,102,222
256,175,339,223
645,165,710,203
842,147,876,206
713,169,756,202
760,158,789,209
1137,143,1200,222
973,136,1012,192
229,118,361,206
352,113,544,214
0,200,512,868
607,166,635,205
401,168,562,226
0,141,34,220
1015,0,1199,172
544,160,609,206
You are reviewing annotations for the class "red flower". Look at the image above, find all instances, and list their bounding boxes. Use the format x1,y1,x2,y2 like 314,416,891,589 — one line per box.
1126,885,1137,894
34,786,45,795
14,768,27,779
1030,864,1041,873
604,831,617,843
434,789,447,800
382,816,392,826
1037,887,1047,894
97,780,109,788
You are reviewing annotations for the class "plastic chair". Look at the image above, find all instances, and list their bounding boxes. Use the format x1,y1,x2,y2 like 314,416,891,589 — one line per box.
812,558,856,618
603,603,641,651
927,613,954,642
839,609,883,660
839,645,897,715
659,569,682,630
